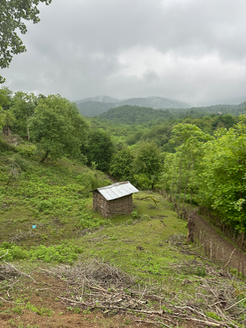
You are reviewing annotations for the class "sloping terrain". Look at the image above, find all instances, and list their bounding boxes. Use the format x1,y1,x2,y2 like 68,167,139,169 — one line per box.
98,105,180,124
76,96,189,117
0,145,246,327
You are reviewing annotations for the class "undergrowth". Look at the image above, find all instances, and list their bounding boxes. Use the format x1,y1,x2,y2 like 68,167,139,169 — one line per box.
0,147,111,245
0,242,83,263
1,143,246,327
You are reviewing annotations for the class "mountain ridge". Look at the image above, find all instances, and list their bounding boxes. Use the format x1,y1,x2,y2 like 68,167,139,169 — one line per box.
76,95,189,117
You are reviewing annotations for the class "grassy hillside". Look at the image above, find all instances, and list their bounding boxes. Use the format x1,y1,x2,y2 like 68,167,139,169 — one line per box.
0,143,111,248
0,142,246,327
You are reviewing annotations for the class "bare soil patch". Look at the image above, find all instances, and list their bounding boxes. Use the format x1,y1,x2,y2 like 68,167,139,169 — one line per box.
0,268,199,328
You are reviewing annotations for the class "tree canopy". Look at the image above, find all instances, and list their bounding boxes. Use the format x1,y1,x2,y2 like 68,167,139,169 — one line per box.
30,94,88,162
10,91,37,140
133,141,162,189
0,0,52,83
109,147,134,181
82,130,114,172
198,117,246,232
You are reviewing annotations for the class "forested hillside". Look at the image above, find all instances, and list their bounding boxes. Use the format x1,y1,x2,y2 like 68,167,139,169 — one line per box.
99,105,175,124
89,100,246,250
1,86,245,243
76,95,189,117
1,86,246,327
98,103,246,125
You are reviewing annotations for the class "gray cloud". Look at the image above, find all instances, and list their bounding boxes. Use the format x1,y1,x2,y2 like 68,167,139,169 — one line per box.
2,0,246,105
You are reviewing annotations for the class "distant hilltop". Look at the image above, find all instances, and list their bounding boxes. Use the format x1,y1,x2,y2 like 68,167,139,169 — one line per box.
75,95,189,117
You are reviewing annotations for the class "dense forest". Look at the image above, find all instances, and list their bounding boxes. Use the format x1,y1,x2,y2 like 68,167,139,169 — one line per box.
1,86,246,244
98,103,246,124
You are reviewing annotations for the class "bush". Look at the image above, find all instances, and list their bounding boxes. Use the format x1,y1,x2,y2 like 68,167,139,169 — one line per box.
0,138,17,152
0,244,29,261
0,242,83,264
36,200,53,212
78,212,108,229
30,244,82,263
17,144,36,158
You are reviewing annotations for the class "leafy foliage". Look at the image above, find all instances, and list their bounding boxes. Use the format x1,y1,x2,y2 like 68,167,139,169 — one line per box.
161,118,246,232
0,87,12,109
30,94,88,162
109,147,134,181
77,213,108,229
98,103,245,125
0,242,82,264
82,130,114,172
132,141,162,189
1,109,16,135
0,0,52,83
99,105,174,125
197,117,246,231
10,91,37,138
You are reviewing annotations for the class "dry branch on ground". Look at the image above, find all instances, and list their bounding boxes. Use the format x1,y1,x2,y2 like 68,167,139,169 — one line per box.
41,259,246,328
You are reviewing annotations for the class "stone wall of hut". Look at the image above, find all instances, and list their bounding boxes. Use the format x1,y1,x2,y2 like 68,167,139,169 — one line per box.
93,191,133,217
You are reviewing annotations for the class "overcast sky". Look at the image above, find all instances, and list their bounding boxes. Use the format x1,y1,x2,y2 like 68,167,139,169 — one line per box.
2,0,246,106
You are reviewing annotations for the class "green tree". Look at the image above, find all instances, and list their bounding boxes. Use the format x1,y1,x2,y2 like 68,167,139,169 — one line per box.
0,106,3,131
83,130,114,172
198,116,246,232
166,123,212,216
133,141,162,190
211,114,238,131
30,94,88,162
0,87,12,110
109,147,134,181
0,0,52,83
1,109,16,135
10,91,37,140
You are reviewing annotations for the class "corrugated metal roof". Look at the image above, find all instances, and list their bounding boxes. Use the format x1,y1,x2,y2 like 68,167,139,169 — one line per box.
95,181,138,201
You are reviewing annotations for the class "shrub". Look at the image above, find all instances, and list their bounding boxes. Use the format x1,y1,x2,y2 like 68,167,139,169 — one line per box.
78,212,108,229
0,242,83,264
17,144,36,158
0,244,29,261
36,200,53,212
30,244,83,263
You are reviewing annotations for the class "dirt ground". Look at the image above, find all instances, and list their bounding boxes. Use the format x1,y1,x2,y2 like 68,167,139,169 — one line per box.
2,211,245,327
0,271,200,328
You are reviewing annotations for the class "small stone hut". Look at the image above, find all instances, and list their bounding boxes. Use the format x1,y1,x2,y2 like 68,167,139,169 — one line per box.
92,182,139,217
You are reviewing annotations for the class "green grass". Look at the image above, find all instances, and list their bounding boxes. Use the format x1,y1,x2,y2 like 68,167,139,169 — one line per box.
0,147,195,289
0,148,111,246
0,148,214,288
1,145,246,327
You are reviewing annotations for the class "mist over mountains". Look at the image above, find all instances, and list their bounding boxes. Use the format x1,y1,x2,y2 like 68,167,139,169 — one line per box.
76,96,189,117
